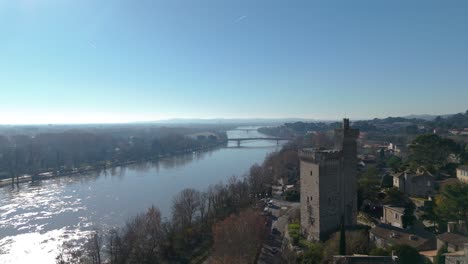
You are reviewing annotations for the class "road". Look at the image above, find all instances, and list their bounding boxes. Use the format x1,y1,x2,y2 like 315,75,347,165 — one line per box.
257,198,300,264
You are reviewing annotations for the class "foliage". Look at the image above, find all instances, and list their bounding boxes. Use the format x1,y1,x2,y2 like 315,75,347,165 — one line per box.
434,245,447,264
369,247,390,256
407,134,460,172
357,166,382,209
429,110,468,129
402,202,416,228
421,200,441,231
211,209,266,264
322,229,370,263
283,189,300,202
386,155,403,172
383,187,406,205
0,127,226,180
435,181,468,223
288,223,301,245
381,174,394,188
391,244,423,264
301,242,324,264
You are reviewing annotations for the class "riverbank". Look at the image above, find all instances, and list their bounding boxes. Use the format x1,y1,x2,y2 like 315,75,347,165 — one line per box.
0,140,228,188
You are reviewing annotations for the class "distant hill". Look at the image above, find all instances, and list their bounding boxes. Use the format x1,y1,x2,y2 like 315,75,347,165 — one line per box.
145,118,324,126
402,114,454,121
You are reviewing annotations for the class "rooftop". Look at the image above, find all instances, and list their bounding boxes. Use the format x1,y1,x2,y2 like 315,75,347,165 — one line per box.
333,255,397,264
383,205,405,213
370,224,435,251
437,232,468,248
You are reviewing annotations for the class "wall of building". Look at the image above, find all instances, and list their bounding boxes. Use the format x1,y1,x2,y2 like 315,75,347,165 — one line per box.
409,175,433,197
383,207,404,228
318,159,342,240
300,159,321,240
457,168,468,184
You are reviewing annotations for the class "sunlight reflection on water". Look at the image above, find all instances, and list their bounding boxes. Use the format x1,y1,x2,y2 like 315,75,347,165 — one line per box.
0,128,284,263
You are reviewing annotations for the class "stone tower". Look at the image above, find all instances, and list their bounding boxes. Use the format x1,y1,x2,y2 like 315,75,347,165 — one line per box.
300,119,359,241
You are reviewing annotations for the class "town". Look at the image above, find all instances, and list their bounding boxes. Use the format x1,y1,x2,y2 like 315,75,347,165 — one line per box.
254,112,468,264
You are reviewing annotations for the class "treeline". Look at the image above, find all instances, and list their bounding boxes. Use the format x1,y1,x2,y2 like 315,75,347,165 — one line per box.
429,110,468,129
0,127,227,180
56,173,271,263
54,140,302,263
259,109,468,140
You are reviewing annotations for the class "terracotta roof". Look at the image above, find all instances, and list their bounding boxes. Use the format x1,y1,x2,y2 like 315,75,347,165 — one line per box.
419,250,437,257
370,224,435,251
458,165,468,171
437,232,468,248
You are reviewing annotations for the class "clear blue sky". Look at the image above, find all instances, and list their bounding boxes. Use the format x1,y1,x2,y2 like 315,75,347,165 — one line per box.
1,0,467,124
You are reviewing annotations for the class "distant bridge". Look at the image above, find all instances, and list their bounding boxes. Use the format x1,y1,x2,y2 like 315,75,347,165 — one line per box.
228,137,292,147
232,128,257,132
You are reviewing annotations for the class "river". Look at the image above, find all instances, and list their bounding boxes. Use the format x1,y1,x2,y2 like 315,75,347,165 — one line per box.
0,127,284,264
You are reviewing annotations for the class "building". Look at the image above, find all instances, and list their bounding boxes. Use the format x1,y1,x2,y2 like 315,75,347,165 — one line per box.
436,222,468,264
369,224,435,251
444,243,468,264
457,166,468,184
382,205,405,228
392,169,434,197
300,119,359,241
437,222,468,252
333,255,398,264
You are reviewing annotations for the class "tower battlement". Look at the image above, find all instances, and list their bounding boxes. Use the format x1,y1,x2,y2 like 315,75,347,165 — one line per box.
299,148,342,162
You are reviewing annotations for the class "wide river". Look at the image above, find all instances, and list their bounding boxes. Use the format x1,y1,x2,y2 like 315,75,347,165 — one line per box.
0,128,284,264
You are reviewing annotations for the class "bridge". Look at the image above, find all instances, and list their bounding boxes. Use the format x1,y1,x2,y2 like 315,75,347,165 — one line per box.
232,128,257,132
228,137,292,147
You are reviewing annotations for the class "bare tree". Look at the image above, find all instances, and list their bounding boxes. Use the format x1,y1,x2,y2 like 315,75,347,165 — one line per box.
172,188,201,228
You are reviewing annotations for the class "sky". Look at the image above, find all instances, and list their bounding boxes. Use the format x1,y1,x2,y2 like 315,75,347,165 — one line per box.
1,0,467,124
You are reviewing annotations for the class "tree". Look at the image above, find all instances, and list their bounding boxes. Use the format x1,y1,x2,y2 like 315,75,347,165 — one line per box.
211,209,266,264
383,187,406,205
391,244,423,264
322,229,370,262
435,182,468,223
408,134,460,172
172,188,201,228
301,242,324,264
369,247,390,256
358,166,381,207
386,155,402,172
434,245,447,264
402,202,416,228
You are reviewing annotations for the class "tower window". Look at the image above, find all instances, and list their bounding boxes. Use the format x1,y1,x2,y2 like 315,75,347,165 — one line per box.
310,171,313,176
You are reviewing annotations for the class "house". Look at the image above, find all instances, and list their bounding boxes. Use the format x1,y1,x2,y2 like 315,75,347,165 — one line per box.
393,169,434,197
369,224,436,251
387,143,407,158
437,222,468,252
382,205,405,228
457,166,468,184
333,255,398,264
443,243,468,264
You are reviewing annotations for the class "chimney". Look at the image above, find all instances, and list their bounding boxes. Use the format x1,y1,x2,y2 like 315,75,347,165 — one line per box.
459,220,466,234
447,222,457,233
